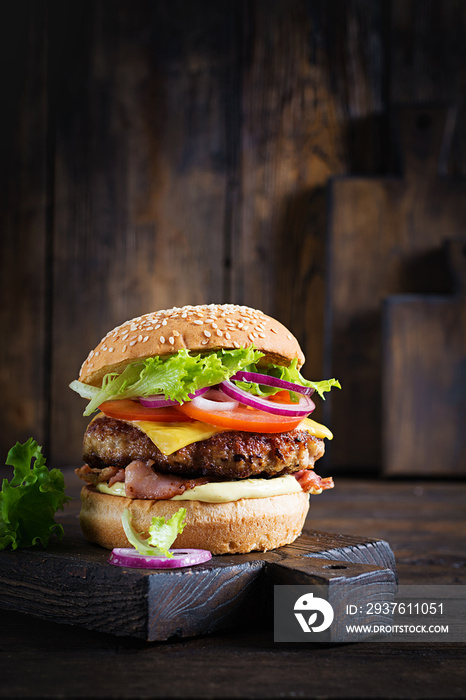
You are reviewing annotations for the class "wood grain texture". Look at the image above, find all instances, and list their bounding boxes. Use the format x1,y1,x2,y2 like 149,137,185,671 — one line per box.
0,506,395,641
391,0,466,103
2,0,466,472
326,107,466,471
390,0,466,185
268,556,396,642
234,0,388,396
48,1,234,464
0,1,48,456
1,478,464,698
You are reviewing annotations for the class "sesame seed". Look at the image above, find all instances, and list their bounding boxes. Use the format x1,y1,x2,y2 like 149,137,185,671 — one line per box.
121,333,129,341
94,351,99,356
160,336,165,344
137,335,142,342
204,330,211,338
129,340,137,347
154,325,161,330
271,328,278,333
201,339,209,345
225,331,231,340
169,337,175,345
233,341,240,348
162,319,167,326
193,320,203,325
109,347,114,352
259,332,266,338
211,322,218,328
173,330,180,337
248,333,255,342
122,344,127,352
216,329,223,336
143,336,149,342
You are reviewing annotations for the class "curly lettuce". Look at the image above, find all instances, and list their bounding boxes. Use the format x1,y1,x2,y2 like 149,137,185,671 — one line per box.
70,346,340,416
70,346,264,416
121,507,186,558
0,439,70,550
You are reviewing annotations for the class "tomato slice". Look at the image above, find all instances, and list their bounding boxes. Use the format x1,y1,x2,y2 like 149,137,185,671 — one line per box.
268,390,293,403
99,399,190,423
176,401,304,433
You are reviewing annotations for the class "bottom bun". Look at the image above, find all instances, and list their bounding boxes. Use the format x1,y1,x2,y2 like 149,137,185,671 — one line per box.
79,485,310,554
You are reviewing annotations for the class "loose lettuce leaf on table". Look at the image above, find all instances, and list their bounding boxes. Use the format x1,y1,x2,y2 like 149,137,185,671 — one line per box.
0,439,70,550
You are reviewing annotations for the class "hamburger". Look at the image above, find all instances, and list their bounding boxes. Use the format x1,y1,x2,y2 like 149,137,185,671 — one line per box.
70,304,339,554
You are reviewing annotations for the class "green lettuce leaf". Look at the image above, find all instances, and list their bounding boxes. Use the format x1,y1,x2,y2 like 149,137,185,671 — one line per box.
71,346,264,416
121,507,187,558
0,439,70,550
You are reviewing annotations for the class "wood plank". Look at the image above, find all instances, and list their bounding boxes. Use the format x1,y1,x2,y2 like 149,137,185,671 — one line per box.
383,240,466,475
391,0,466,103
233,0,388,399
1,603,465,699
0,508,396,641
1,479,464,698
391,0,466,176
48,1,234,466
326,107,466,471
0,1,48,456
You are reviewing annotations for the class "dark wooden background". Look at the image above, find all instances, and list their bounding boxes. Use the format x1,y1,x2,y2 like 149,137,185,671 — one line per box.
1,0,465,473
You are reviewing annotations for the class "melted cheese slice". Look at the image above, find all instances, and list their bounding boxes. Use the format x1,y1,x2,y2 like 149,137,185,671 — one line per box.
299,417,333,440
97,474,303,502
95,415,332,503
123,415,332,456
131,419,226,455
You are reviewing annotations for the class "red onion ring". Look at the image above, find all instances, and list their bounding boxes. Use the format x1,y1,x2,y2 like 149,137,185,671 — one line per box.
138,387,209,408
191,388,239,412
231,371,315,397
108,548,212,569
219,379,315,416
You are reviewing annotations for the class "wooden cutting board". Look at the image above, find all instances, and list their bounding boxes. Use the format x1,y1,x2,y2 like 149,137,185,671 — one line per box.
0,516,396,642
383,239,466,476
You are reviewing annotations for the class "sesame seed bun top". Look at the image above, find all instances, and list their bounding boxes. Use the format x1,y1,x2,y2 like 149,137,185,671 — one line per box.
78,304,305,386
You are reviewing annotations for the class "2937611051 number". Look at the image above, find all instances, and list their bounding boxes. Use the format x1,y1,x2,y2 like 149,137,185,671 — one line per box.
365,602,444,615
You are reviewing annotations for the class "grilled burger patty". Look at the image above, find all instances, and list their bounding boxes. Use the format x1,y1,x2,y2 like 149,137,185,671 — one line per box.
82,415,325,480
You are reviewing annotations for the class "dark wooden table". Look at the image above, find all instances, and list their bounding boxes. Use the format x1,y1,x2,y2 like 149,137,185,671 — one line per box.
2,473,465,699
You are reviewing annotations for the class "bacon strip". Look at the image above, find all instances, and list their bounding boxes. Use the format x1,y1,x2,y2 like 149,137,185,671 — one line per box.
124,460,209,500
294,469,334,493
75,462,333,499
108,468,125,486
75,464,122,486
